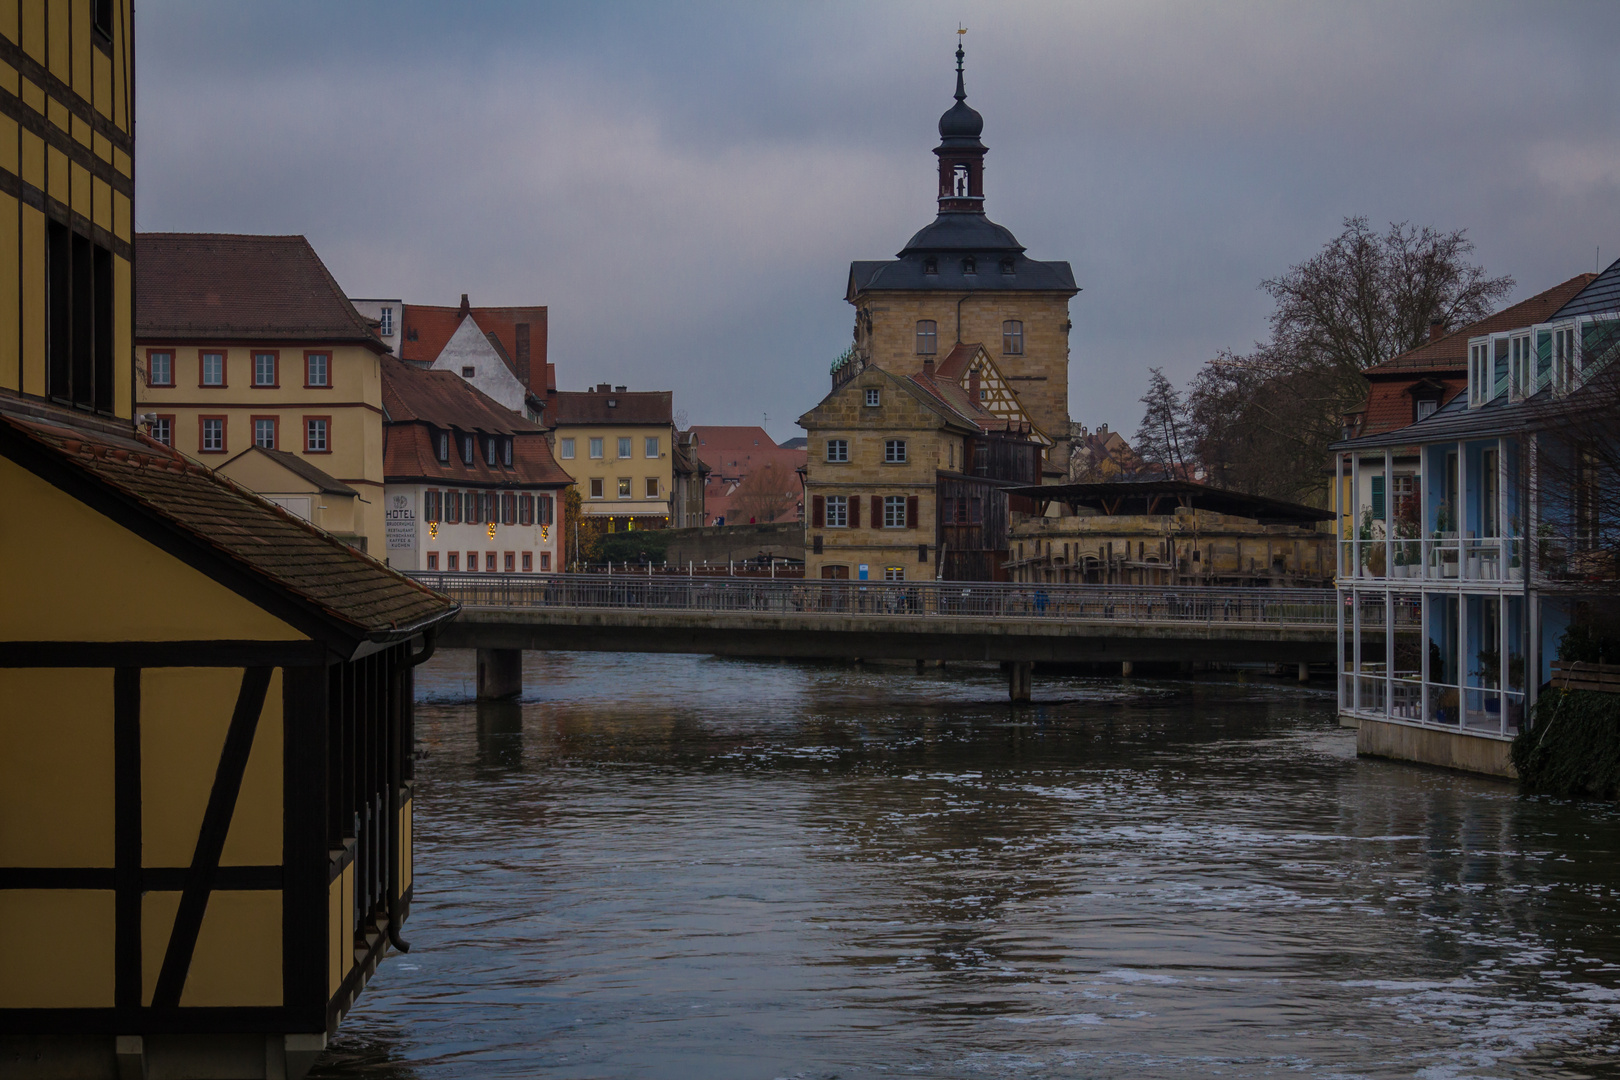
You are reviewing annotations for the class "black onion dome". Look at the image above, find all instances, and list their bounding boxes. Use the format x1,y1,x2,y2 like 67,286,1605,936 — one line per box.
899,213,1024,256
937,44,985,148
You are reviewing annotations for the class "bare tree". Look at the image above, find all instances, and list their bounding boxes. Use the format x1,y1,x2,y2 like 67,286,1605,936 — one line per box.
729,460,797,524
1133,367,1188,479
1184,217,1514,503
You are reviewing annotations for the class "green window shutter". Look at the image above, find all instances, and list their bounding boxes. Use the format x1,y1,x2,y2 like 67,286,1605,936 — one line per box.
1371,475,1386,520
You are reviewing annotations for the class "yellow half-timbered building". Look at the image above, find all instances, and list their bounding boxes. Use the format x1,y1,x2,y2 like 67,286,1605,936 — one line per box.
0,5,458,1078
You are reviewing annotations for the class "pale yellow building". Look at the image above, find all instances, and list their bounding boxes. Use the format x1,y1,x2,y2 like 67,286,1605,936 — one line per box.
548,384,675,530
136,233,389,551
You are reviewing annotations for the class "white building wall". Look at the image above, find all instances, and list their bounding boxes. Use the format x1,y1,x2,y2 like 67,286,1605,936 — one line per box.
349,298,404,357
431,317,530,415
384,483,563,573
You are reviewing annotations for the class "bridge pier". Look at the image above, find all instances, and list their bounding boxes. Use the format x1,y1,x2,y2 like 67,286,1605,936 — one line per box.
1121,660,1134,678
1008,660,1032,703
477,648,524,700
1298,662,1310,683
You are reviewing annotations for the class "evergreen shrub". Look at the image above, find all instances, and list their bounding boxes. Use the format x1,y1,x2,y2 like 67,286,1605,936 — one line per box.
1512,689,1620,799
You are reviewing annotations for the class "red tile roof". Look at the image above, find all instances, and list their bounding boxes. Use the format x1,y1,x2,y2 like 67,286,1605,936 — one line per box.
1366,275,1596,378
0,402,455,644
136,233,384,348
549,388,672,426
692,426,806,525
1358,376,1467,437
398,301,548,393
381,358,572,487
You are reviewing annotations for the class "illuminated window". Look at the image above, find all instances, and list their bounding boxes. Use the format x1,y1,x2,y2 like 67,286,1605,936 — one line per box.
618,477,632,498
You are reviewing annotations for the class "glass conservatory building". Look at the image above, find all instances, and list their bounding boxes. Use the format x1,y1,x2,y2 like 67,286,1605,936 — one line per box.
1331,267,1620,772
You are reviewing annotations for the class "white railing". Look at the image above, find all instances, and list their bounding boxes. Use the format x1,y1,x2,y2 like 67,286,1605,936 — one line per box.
411,572,1336,631
1340,536,1525,584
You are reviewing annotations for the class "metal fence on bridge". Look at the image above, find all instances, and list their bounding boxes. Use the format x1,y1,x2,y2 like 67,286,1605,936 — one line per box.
411,572,1335,631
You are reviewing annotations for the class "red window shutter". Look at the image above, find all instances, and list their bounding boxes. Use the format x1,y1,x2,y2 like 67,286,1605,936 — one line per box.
848,495,860,528
871,495,882,526
907,495,919,528
812,495,825,528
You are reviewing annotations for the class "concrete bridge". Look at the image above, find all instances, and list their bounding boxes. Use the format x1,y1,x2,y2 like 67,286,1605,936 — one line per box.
415,573,1337,701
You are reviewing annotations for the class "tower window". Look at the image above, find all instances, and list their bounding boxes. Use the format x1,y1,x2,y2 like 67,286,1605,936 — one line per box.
962,257,976,275
924,257,938,275
953,163,969,196
1003,320,1024,355
1000,258,1015,274
916,320,938,355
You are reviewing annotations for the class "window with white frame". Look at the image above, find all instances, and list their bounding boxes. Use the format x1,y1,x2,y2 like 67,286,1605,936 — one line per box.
617,477,631,498
590,437,604,459
825,495,848,527
254,418,276,449
1556,325,1577,391
590,477,604,498
826,438,849,462
865,388,880,407
379,307,393,337
150,416,172,446
645,436,659,458
1492,336,1509,399
462,433,475,464
1469,340,1491,406
253,352,277,387
884,566,905,581
201,352,225,387
1509,333,1531,400
560,437,576,459
883,495,907,528
436,431,450,462
306,418,329,453
502,437,513,466
305,353,329,387
148,352,172,387
618,436,632,459
200,417,224,452
884,439,907,463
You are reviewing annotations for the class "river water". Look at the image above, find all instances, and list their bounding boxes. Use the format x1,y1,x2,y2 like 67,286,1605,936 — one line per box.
309,650,1620,1079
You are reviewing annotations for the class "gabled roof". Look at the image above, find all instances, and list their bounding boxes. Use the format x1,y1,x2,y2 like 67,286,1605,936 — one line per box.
1552,256,1620,320
136,233,384,349
1364,274,1596,378
398,301,547,392
382,356,545,436
220,445,359,497
381,358,571,487
0,404,456,649
549,388,672,426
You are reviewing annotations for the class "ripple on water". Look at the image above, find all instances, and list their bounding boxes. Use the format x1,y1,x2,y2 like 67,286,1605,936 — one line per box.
310,651,1620,1079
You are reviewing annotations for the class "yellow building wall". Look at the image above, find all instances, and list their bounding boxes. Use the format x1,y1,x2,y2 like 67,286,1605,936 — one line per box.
137,343,386,548
553,422,674,520
0,668,114,866
801,371,956,580
855,291,1073,450
0,0,136,416
0,458,308,641
184,890,282,1007
0,889,115,1007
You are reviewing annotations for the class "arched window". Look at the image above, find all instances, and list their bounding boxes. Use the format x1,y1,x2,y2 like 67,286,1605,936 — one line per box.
916,320,938,355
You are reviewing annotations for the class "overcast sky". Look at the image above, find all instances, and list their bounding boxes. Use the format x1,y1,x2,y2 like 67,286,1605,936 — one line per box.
136,2,1620,444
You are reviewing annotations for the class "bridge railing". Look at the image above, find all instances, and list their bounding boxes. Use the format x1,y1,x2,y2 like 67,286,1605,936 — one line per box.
409,572,1336,629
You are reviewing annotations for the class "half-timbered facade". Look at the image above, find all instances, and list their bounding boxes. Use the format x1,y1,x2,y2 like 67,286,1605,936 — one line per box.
0,7,458,1077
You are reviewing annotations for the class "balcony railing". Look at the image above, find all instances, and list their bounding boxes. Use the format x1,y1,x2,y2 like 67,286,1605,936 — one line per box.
1339,536,1525,584
411,572,1336,630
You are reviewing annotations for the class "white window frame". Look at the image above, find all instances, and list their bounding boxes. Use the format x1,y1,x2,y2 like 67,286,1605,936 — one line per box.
589,477,604,499
149,352,172,386
883,495,906,528
884,566,905,581
306,418,329,453
618,436,633,459
645,436,660,458
884,439,907,464
589,437,604,459
825,495,848,528
379,306,393,336
865,388,880,407
617,477,632,499
201,418,223,452
306,353,329,387
560,437,575,459
253,352,276,387
151,417,171,446
826,438,849,463
254,418,276,449
201,352,225,387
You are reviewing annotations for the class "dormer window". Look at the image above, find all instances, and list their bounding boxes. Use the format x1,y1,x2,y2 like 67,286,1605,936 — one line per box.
502,437,513,467
461,433,475,465
1509,333,1532,400
435,430,450,463
923,257,938,275
484,436,498,466
1000,257,1015,275
1416,399,1438,421
962,256,976,275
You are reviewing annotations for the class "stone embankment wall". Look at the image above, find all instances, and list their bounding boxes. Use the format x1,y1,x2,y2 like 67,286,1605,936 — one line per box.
664,522,804,566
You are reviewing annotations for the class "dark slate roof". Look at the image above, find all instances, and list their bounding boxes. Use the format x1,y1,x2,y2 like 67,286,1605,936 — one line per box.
0,402,457,648
1552,256,1620,320
901,212,1023,254
849,242,1077,297
136,233,384,349
222,446,360,497
1006,480,1333,525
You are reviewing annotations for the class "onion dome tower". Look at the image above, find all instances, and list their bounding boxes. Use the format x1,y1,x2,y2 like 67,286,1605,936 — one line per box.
935,42,986,213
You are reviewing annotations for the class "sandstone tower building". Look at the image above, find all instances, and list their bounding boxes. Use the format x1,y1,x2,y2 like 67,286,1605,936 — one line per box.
844,43,1079,464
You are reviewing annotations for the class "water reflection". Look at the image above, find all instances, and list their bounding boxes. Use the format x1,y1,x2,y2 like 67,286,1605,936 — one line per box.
311,651,1620,1079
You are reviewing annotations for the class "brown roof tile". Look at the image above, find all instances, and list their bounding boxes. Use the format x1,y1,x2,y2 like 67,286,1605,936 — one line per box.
136,233,384,348
398,302,548,393
1367,275,1596,377
1,405,455,643
549,388,672,426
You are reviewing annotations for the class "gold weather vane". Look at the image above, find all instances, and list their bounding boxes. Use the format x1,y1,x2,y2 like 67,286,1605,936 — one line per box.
958,23,967,38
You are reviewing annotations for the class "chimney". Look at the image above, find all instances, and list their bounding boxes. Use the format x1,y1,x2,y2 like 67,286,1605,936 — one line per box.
968,367,981,402
1428,317,1445,342
457,294,470,318
615,385,627,393
515,322,531,389
921,356,934,376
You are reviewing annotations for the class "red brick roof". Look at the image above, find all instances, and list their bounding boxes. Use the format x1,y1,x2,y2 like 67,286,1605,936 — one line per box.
1366,275,1596,378
381,358,571,487
398,301,548,393
1358,376,1467,437
549,387,672,426
0,403,455,644
692,426,806,525
136,234,384,349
